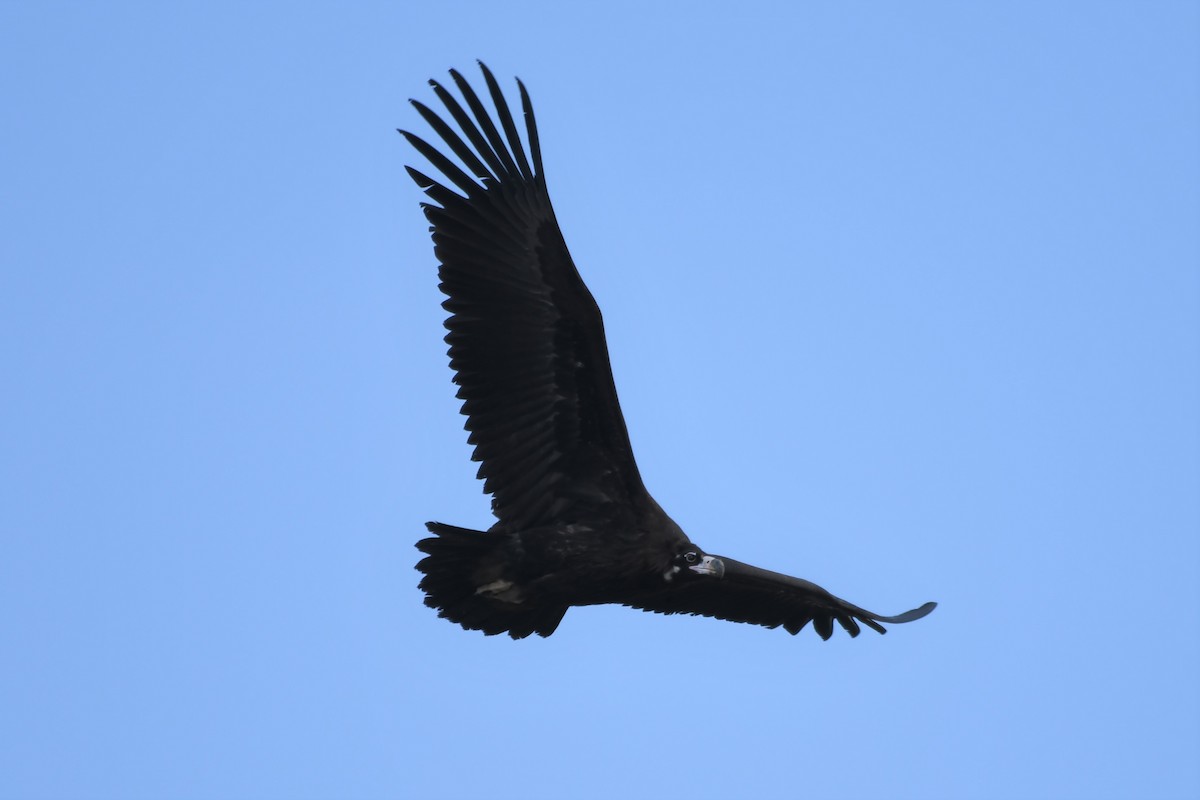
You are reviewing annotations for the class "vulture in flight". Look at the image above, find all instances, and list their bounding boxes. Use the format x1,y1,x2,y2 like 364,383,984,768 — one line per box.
402,62,936,641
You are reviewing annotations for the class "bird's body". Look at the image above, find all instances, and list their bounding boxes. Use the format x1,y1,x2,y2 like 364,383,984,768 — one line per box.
402,63,936,640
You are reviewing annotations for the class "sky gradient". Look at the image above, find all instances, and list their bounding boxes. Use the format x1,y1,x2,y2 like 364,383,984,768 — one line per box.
2,2,1198,799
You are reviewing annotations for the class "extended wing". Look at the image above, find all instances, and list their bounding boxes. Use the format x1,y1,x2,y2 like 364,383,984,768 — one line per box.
401,63,650,531
628,556,937,640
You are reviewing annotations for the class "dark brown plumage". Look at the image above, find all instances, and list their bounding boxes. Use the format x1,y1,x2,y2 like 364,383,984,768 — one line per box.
403,62,936,640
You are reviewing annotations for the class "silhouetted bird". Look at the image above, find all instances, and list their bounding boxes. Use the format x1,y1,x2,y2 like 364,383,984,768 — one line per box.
401,63,936,640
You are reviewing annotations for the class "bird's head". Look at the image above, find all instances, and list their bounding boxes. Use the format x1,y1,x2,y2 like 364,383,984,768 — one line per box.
663,546,725,582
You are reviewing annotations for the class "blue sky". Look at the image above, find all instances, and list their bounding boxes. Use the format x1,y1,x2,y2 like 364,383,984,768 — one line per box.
2,2,1197,798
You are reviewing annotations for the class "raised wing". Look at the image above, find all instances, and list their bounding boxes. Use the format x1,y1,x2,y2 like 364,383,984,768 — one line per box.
401,63,649,531
629,556,937,640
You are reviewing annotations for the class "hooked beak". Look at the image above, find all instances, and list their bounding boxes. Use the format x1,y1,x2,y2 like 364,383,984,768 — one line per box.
688,555,725,578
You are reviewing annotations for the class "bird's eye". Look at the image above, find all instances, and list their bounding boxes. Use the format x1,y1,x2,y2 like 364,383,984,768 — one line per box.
683,552,698,564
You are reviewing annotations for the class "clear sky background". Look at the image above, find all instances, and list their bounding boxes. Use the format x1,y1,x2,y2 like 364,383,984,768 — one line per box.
2,2,1197,799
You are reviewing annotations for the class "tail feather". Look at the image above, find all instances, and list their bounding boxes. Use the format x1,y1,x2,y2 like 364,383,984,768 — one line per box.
416,522,566,639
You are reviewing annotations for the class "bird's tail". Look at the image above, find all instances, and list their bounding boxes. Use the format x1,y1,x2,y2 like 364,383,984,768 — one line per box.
415,522,567,639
